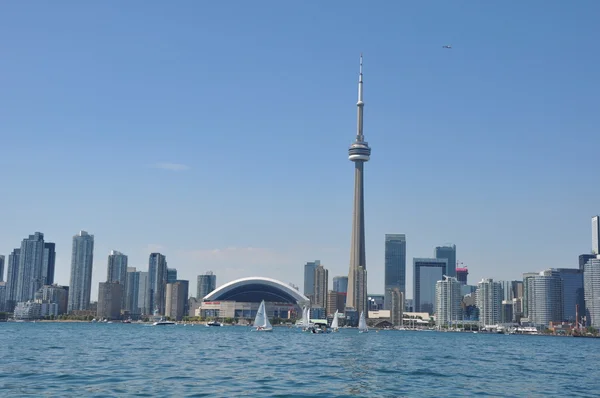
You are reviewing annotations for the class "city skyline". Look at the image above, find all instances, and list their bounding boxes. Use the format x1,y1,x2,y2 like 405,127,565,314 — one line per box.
1,2,600,300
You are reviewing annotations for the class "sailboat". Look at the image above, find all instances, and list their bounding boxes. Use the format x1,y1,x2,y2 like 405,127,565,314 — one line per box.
252,300,273,332
358,311,368,333
331,310,339,332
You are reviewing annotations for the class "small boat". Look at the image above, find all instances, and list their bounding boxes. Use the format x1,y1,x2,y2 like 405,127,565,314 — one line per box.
358,311,368,333
309,321,330,334
331,310,339,332
252,300,273,332
153,318,176,326
206,320,223,327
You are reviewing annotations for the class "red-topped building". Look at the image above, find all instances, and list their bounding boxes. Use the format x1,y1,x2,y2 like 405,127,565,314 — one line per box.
456,267,469,285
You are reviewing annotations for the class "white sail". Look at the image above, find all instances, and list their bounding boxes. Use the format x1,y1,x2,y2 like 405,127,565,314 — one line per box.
253,300,272,330
254,301,266,328
358,311,368,333
331,310,339,330
302,306,308,326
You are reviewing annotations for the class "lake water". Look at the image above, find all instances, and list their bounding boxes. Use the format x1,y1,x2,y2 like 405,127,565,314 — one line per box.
1,323,598,397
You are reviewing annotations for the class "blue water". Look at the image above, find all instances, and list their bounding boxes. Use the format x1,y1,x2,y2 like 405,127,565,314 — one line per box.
0,323,598,397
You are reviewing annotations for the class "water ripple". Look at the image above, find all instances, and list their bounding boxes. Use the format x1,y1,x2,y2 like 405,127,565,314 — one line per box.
1,324,600,397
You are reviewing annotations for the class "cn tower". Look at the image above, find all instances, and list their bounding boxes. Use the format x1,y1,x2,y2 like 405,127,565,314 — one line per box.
346,54,370,317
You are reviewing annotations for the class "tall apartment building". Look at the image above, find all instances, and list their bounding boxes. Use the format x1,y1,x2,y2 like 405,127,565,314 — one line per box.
197,271,216,300
97,282,123,320
390,288,404,327
147,253,167,315
476,278,502,326
435,276,462,327
434,245,456,278
67,231,95,312
314,264,328,308
125,267,140,316
332,276,348,293
384,234,406,310
16,232,45,303
584,258,600,328
42,242,56,285
166,280,189,321
303,260,320,303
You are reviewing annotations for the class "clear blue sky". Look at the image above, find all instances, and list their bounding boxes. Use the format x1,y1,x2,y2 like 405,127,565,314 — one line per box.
1,1,599,300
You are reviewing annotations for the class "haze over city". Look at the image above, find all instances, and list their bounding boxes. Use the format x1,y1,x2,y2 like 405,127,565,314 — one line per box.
1,1,599,300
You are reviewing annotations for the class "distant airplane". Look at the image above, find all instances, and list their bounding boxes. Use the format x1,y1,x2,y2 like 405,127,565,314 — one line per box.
442,45,452,49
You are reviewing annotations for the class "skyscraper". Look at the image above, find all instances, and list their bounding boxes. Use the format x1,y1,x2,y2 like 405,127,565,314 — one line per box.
314,264,328,308
584,259,600,327
346,55,371,316
579,254,596,271
167,268,177,284
332,276,348,293
107,250,128,309
42,242,56,285
456,267,469,285
593,215,600,255
138,271,149,315
434,245,457,278
384,234,406,310
435,276,462,328
16,232,45,303
147,253,168,315
67,231,95,312
545,268,583,322
522,272,538,319
196,271,216,300
0,255,4,282
476,278,502,326
5,249,20,312
528,272,563,327
390,288,404,326
97,282,123,320
413,258,447,314
303,261,319,302
166,280,189,321
125,267,140,316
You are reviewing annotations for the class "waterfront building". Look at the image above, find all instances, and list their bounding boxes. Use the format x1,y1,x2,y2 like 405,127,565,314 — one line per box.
5,249,20,312
14,301,41,320
434,245,456,278
67,231,95,312
332,276,348,293
16,232,45,303
580,254,596,271
584,258,600,327
42,242,56,285
314,264,328,308
528,272,563,328
456,267,468,285
390,288,404,326
0,255,4,282
303,260,319,302
346,55,371,317
97,282,123,320
107,250,128,310
200,277,309,320
125,267,140,316
35,285,69,315
476,279,502,326
413,258,447,314
197,271,217,300
137,271,149,315
502,300,514,324
546,268,584,322
147,252,167,315
522,272,538,319
593,215,600,255
166,280,189,321
0,282,5,312
384,234,406,310
326,290,337,316
167,268,177,284
435,276,461,328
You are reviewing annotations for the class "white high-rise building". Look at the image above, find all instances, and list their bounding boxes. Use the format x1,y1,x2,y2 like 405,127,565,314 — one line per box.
593,216,600,255
584,258,600,328
435,276,462,328
67,231,95,312
15,232,45,303
476,278,502,326
528,271,563,328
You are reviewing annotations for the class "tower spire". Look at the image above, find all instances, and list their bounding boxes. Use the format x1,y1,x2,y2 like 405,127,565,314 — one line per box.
356,53,364,142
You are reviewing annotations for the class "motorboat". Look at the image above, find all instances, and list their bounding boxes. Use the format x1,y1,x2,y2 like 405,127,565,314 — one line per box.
153,318,176,326
206,320,223,327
